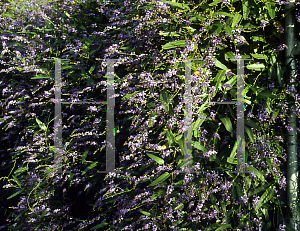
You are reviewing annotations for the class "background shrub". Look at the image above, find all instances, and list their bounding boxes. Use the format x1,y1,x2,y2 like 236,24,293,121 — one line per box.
1,0,300,230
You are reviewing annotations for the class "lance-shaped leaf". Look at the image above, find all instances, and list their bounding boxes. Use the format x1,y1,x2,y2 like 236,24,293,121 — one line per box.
147,153,164,165
242,0,250,20
213,12,234,17
81,162,98,175
255,187,274,211
7,189,24,200
220,117,233,134
140,211,151,216
245,126,255,143
247,165,265,181
147,172,170,187
175,203,184,210
162,40,186,50
165,1,190,10
232,13,242,28
251,53,268,60
266,3,275,19
35,118,47,131
246,63,265,71
213,58,228,70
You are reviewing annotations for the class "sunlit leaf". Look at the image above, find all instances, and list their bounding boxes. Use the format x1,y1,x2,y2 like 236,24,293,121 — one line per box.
81,162,98,175
162,40,186,50
146,153,164,165
140,210,151,216
231,13,242,28
242,0,250,20
175,203,184,210
147,172,170,187
220,117,233,134
7,189,24,200
213,58,228,70
35,118,47,131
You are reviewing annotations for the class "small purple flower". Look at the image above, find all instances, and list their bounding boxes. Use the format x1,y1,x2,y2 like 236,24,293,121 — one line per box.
260,20,269,27
252,195,260,208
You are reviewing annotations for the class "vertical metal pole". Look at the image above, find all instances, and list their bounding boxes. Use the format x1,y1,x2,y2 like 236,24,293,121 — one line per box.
184,60,193,174
236,59,245,173
285,0,300,229
106,59,115,172
54,59,63,174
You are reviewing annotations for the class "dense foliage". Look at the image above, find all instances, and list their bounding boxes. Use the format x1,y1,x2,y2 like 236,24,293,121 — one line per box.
1,0,300,230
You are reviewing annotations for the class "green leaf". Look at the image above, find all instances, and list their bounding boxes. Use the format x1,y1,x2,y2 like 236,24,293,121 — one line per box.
220,117,233,134
224,75,237,89
165,129,175,146
14,167,27,176
251,53,268,60
7,189,24,200
140,210,151,216
266,3,275,19
231,13,242,28
177,158,194,169
244,120,260,130
38,0,59,4
31,75,52,79
64,11,72,18
159,31,181,37
81,162,98,175
14,210,26,222
212,12,234,17
35,118,47,131
192,141,207,153
122,91,140,100
246,63,265,71
151,189,166,200
90,223,108,230
229,141,238,159
233,182,243,201
257,91,280,100
147,172,170,187
88,65,95,74
193,113,206,130
209,0,222,6
165,1,190,10
196,103,209,114
227,156,237,164
225,51,235,61
255,187,274,211
50,186,55,196
82,150,89,164
225,24,232,36
216,224,232,231
215,70,227,90
245,126,255,143
247,166,265,181
242,0,250,20
175,203,184,210
147,153,164,165
252,36,266,43
175,134,185,156
12,175,21,188
183,26,196,34
162,40,186,50
272,108,280,120
277,60,283,86
159,89,171,104
2,13,14,17
213,58,228,70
